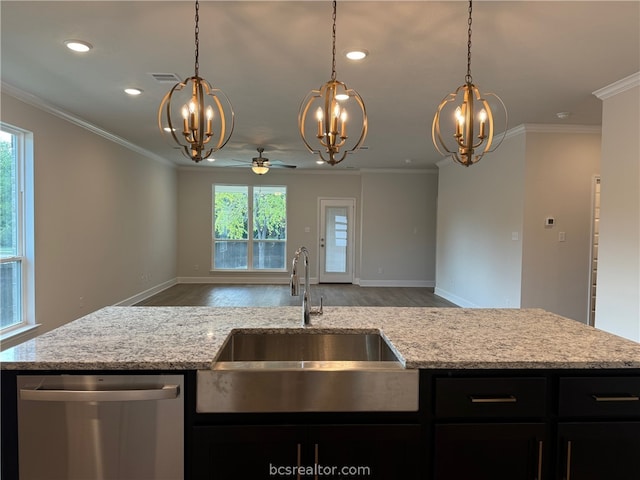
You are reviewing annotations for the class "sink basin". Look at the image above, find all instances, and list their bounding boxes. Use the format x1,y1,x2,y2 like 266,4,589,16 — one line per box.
215,331,401,363
197,330,419,413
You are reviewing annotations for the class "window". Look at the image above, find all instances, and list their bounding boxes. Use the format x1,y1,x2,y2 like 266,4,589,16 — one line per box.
1,123,34,337
213,185,287,270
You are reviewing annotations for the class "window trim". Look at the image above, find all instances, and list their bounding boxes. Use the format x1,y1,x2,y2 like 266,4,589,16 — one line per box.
1,123,36,342
212,184,287,272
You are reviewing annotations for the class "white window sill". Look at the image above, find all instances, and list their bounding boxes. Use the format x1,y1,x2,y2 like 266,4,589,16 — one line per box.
1,324,41,347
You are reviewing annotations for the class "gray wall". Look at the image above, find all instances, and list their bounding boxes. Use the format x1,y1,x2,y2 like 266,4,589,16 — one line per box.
595,76,640,342
435,132,526,308
360,171,438,286
436,125,601,323
521,130,601,322
1,93,178,349
176,167,438,286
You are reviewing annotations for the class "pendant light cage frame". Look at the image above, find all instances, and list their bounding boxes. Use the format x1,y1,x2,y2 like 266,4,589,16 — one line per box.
298,80,368,166
159,76,234,162
432,84,507,166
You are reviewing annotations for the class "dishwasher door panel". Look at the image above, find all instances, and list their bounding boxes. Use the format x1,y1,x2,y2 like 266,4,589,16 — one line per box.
17,374,184,480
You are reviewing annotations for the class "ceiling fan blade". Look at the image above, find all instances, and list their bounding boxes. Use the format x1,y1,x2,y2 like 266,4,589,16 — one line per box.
270,163,297,169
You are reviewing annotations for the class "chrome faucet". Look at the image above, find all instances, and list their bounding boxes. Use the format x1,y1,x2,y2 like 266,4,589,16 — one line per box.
290,246,323,326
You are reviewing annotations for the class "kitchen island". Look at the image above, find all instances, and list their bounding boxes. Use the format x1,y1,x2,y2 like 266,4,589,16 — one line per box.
2,306,640,370
3,306,640,479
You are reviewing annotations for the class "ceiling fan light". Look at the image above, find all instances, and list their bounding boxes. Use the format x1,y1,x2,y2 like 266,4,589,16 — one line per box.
252,165,269,175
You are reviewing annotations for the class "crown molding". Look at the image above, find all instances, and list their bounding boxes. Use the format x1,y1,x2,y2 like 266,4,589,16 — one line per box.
505,123,601,140
178,165,437,174
1,82,175,168
436,123,601,169
360,168,437,174
593,72,640,100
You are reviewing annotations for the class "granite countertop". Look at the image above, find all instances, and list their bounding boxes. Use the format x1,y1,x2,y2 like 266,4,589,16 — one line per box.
2,306,640,370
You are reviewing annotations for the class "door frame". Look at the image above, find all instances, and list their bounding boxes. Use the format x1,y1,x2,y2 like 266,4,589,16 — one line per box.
318,197,356,284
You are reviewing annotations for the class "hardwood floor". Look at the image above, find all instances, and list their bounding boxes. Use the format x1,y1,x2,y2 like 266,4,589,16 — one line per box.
135,284,458,308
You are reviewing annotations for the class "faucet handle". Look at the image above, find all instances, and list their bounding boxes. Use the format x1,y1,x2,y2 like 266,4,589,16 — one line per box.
311,296,324,316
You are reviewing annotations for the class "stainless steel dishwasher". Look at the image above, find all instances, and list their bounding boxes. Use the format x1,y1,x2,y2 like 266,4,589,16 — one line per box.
17,374,184,480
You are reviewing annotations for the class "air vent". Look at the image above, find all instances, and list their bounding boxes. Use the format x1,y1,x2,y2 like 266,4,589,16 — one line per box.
149,73,182,83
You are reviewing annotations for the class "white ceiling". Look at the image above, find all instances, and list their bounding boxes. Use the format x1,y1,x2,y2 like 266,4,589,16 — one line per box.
1,1,639,170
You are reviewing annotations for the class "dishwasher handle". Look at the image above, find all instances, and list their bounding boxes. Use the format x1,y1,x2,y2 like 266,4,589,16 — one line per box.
20,384,180,402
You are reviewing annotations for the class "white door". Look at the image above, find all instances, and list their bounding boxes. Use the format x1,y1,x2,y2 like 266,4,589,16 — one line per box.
319,198,355,283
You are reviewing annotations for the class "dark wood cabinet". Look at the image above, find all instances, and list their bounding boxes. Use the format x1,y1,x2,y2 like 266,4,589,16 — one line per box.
190,424,422,479
557,422,640,479
191,425,300,479
432,376,548,480
434,423,546,480
556,376,640,479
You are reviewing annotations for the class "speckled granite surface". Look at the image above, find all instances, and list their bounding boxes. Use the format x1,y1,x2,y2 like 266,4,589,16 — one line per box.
2,306,639,370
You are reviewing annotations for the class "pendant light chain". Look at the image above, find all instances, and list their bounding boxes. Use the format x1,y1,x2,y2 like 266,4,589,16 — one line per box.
331,0,337,81
194,0,200,77
465,0,473,84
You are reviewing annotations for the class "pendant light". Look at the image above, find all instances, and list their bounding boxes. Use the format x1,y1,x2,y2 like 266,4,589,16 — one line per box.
158,0,234,163
298,1,368,166
432,0,507,167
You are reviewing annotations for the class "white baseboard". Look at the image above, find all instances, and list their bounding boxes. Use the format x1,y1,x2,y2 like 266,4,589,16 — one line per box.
358,280,435,288
116,278,178,306
434,287,478,308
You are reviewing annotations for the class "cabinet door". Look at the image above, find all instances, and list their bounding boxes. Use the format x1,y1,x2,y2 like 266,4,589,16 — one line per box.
558,422,640,480
310,424,423,480
190,425,303,479
434,423,546,480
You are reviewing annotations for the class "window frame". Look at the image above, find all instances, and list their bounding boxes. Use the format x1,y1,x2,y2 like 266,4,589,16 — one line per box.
212,184,287,272
0,123,36,341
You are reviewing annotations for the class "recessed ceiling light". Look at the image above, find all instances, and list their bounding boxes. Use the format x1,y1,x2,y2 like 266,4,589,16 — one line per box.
345,49,368,61
124,88,143,96
64,40,92,53
207,158,216,162
556,111,571,119
316,160,325,165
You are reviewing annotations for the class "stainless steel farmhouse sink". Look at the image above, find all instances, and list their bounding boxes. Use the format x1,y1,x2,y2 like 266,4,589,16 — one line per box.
197,330,419,413
215,331,401,363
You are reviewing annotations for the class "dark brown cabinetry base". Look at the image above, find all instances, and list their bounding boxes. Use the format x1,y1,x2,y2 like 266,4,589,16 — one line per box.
190,424,422,479
4,369,639,479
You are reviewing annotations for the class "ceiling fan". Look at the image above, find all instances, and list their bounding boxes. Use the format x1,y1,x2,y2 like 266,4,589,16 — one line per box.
244,147,297,175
